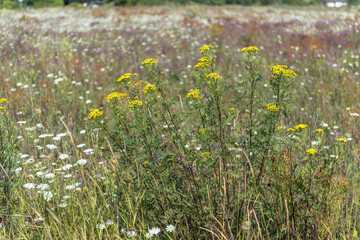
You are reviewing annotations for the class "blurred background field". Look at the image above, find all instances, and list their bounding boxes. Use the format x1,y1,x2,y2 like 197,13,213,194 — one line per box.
1,5,360,239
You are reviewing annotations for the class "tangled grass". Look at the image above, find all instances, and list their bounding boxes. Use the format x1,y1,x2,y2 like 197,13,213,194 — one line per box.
0,5,360,239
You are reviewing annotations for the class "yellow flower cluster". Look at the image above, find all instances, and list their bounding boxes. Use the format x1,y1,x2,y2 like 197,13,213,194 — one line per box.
266,103,280,112
199,45,214,53
287,128,295,132
143,84,157,93
105,92,127,102
0,98,8,111
241,46,259,53
141,58,159,67
88,109,103,119
269,65,297,78
294,124,308,130
206,73,221,82
128,100,143,109
0,99,8,104
199,128,207,134
306,148,317,155
117,73,133,83
337,138,346,142
311,45,317,51
194,62,209,69
201,152,211,157
186,89,202,99
275,126,283,131
198,57,211,63
315,128,324,134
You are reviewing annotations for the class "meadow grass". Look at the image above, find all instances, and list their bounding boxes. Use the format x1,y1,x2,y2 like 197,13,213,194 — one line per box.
0,5,360,239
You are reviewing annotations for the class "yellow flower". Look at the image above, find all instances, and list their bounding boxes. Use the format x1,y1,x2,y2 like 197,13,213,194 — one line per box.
294,124,308,130
198,57,211,63
0,99,8,104
117,73,132,83
199,128,207,134
105,92,127,102
0,107,5,111
128,100,143,109
206,73,221,82
141,58,159,67
143,84,157,94
269,65,297,78
143,161,148,167
306,148,317,155
315,128,324,134
186,89,202,99
241,46,259,53
311,45,317,51
88,109,103,119
194,62,209,69
266,103,280,112
201,152,211,158
287,128,295,132
275,126,283,131
199,45,214,53
337,138,346,142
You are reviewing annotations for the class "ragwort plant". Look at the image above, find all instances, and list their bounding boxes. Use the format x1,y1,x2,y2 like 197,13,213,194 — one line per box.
89,46,350,239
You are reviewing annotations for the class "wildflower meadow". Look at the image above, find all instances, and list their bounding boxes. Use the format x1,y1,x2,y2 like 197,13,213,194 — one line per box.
1,5,360,239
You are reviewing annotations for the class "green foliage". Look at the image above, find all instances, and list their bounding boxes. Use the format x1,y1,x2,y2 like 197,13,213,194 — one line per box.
0,102,19,235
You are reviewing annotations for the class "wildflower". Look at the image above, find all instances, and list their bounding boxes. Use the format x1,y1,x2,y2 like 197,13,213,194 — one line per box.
23,183,36,189
128,100,143,109
143,84,157,93
198,57,211,63
311,45,317,51
306,148,317,155
43,191,53,202
275,126,283,131
77,143,86,148
46,144,58,150
45,173,55,179
117,73,132,83
287,128,295,132
199,128,207,134
88,109,103,119
143,161,148,167
315,129,324,134
77,159,88,165
186,89,202,99
84,149,94,155
241,46,259,53
166,224,175,233
269,65,297,78
141,58,159,67
105,92,126,102
96,223,106,230
201,152,211,158
337,138,346,142
206,73,221,82
294,124,308,130
147,227,161,237
199,45,214,53
266,103,280,112
194,62,209,69
0,107,4,111
0,98,8,104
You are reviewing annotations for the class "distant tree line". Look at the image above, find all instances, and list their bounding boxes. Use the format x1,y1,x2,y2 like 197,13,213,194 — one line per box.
114,0,358,5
